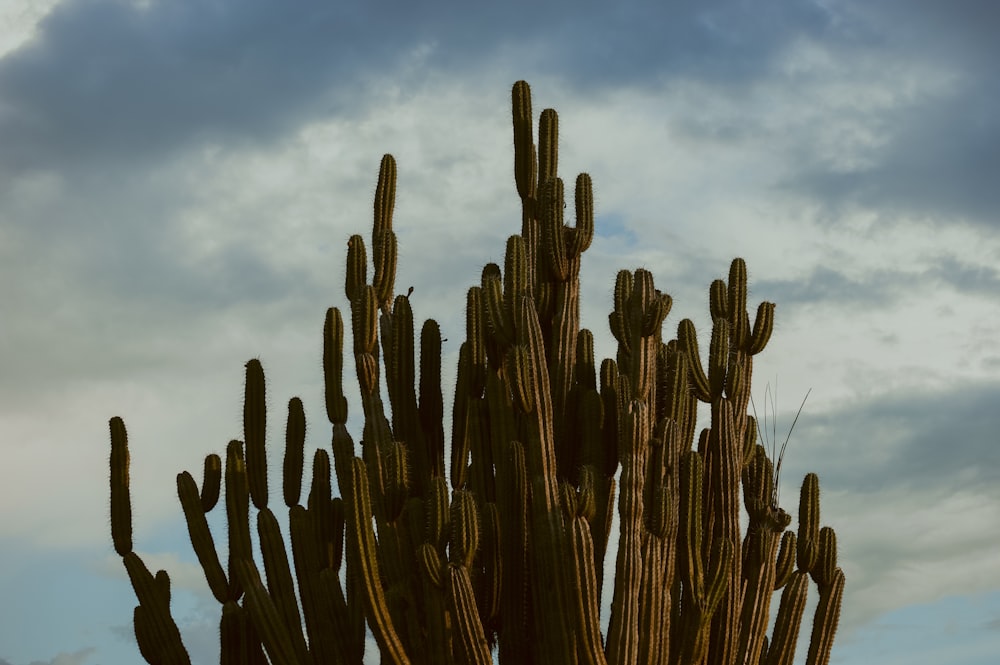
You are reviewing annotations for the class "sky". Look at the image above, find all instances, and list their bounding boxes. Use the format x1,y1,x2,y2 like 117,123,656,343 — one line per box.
0,0,998,663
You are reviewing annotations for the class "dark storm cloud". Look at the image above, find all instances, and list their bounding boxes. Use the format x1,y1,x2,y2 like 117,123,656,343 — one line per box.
0,0,837,176
788,1,1000,230
782,380,1000,496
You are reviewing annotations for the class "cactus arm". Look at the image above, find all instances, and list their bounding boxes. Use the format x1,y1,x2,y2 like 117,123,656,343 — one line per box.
418,318,446,479
237,559,302,665
344,456,410,664
109,417,133,556
449,563,493,665
176,471,229,603
763,571,809,665
324,307,349,426
243,359,268,510
224,440,252,601
255,508,309,663
122,553,190,664
805,568,845,665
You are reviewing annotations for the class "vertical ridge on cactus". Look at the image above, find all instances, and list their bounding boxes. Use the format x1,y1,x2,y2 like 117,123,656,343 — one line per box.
107,80,844,664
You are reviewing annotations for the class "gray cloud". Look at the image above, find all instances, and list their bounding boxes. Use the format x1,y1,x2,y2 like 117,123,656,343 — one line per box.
780,379,1000,497
785,1,1000,230
16,649,97,665
753,250,1000,311
0,0,842,179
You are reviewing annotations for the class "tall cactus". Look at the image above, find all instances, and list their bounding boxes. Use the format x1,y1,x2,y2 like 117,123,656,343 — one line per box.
108,81,844,665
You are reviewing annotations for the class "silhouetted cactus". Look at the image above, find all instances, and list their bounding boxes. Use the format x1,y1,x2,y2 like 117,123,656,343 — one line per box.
109,81,844,665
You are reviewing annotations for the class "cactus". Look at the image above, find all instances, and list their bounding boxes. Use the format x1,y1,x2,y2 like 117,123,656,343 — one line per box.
108,81,844,665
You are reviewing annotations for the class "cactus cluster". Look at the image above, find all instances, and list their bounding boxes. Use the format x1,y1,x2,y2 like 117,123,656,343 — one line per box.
108,80,844,665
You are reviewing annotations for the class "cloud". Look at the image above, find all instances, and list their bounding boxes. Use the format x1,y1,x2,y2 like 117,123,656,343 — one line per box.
781,1,1000,230
7,648,98,665
779,379,1000,496
0,0,845,181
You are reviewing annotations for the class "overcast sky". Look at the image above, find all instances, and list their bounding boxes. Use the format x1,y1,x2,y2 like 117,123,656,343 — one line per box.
1,1,998,664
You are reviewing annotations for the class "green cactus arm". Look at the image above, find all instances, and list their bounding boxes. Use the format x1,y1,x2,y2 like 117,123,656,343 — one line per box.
344,456,410,664
372,154,398,308
805,567,846,665
764,570,809,665
540,177,569,282
678,318,712,403
418,318,446,479
813,526,839,587
356,284,380,358
498,441,533,662
323,307,349,426
512,80,536,202
571,173,594,256
176,471,229,604
773,531,797,590
383,441,410,523
426,475,451,554
255,508,309,663
449,489,481,571
287,505,342,664
748,301,775,355
236,559,303,665
224,440,252,601
549,285,582,478
709,278,728,321
452,344,475,489
606,406,649,664
133,605,165,665
416,542,452,662
345,234,367,304
636,534,665,665
727,259,750,349
448,564,493,665
317,567,357,665
109,416,133,556
220,601,267,665
502,235,529,326
568,516,607,665
537,108,559,192
373,229,397,311
122,553,190,664
798,473,821,574
466,286,489,397
386,297,422,459
708,318,730,401
703,399,745,665
243,359,268,510
478,501,503,627
307,448,337,569
281,398,306,508
200,453,222,513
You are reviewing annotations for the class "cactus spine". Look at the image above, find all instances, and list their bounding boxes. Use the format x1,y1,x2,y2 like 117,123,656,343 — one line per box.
108,81,844,665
